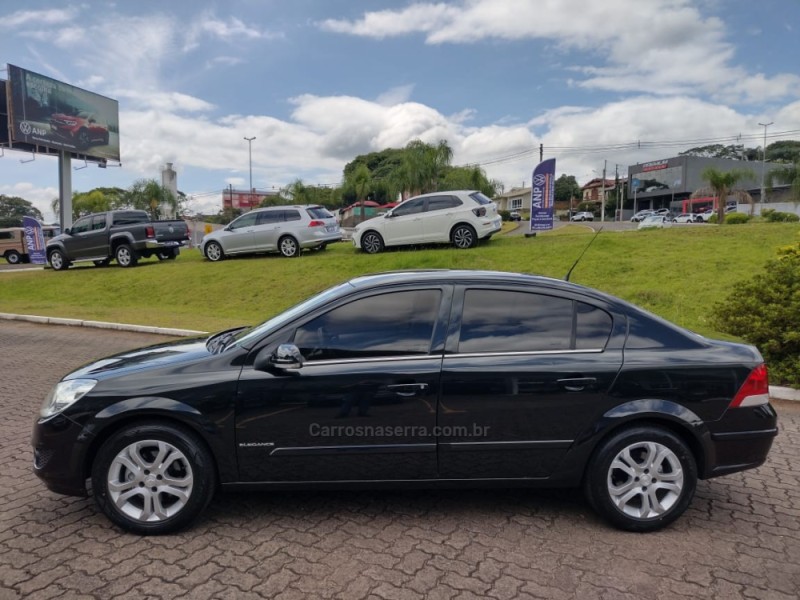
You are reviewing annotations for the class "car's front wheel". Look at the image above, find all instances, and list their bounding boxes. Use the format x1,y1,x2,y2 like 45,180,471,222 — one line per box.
584,426,697,532
451,224,477,249
91,422,216,535
361,231,384,254
204,241,224,262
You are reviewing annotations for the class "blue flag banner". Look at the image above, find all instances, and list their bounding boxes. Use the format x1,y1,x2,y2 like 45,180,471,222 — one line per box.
530,158,556,232
22,216,47,265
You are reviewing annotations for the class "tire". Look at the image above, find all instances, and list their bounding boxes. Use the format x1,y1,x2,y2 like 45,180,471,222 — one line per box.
48,249,69,271
94,259,111,267
584,426,697,532
5,250,21,265
279,236,300,258
77,129,90,149
451,224,477,249
91,421,216,535
157,249,178,261
204,241,224,262
115,244,138,268
361,231,384,254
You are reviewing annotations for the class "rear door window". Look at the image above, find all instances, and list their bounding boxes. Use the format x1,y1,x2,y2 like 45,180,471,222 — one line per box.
426,196,462,212
283,210,302,222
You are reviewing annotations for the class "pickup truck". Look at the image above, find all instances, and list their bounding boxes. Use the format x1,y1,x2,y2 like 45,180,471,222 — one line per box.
46,210,190,270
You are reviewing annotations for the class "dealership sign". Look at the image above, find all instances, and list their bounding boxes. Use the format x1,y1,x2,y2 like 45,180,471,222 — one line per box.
22,216,47,265
529,158,556,232
641,159,669,172
6,64,120,162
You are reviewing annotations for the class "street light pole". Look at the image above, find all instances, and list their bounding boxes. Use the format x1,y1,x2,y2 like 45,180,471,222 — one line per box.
758,122,772,205
244,136,256,205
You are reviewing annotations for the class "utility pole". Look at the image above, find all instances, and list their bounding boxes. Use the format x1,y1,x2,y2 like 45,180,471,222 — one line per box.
244,136,256,205
615,164,620,221
600,159,607,222
758,122,773,205
539,143,543,163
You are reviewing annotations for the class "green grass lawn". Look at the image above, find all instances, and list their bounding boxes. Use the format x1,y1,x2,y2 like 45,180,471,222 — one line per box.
1,223,798,335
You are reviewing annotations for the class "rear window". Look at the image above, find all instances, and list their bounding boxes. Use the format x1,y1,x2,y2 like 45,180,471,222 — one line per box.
469,192,492,205
306,207,333,219
112,212,149,225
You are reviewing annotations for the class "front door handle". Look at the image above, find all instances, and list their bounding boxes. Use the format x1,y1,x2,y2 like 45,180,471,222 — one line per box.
556,377,597,392
387,383,429,397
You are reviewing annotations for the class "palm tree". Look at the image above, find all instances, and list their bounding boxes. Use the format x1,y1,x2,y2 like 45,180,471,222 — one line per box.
126,179,178,219
397,139,454,196
693,167,755,222
766,160,800,205
350,164,372,224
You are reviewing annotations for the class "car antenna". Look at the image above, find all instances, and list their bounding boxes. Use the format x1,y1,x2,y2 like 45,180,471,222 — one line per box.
565,227,603,282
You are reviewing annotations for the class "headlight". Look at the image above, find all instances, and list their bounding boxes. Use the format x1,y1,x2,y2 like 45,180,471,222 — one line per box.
40,379,97,418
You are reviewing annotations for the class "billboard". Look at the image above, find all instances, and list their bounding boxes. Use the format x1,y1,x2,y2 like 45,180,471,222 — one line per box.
6,64,119,161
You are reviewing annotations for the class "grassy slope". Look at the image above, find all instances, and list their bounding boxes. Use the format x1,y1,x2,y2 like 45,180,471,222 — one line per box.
0,223,797,335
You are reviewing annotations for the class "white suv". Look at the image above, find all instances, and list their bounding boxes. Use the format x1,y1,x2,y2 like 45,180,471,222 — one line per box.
202,205,341,260
353,191,501,254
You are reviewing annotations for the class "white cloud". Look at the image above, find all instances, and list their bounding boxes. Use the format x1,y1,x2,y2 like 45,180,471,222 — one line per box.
376,84,416,106
0,8,76,28
320,0,800,104
183,12,274,51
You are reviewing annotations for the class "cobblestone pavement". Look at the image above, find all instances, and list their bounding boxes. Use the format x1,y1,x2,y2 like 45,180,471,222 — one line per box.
2,321,799,600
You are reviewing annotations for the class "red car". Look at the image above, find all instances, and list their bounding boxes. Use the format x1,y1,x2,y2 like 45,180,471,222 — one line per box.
49,111,109,149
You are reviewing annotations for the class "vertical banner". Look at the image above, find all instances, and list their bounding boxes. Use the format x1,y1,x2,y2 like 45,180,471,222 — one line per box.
22,216,47,265
530,158,556,231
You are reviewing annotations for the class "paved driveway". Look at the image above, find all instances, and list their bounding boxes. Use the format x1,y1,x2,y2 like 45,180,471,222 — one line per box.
2,321,799,599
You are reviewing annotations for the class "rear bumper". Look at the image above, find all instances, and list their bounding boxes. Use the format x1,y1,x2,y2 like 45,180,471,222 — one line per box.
299,231,343,249
705,427,778,478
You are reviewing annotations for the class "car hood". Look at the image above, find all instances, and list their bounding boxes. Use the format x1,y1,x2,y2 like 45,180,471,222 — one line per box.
64,336,212,381
354,216,384,231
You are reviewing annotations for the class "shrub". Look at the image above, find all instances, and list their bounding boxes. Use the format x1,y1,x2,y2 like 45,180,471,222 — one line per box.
724,212,750,224
711,239,800,387
708,213,719,224
498,210,511,222
764,211,800,223
761,208,776,218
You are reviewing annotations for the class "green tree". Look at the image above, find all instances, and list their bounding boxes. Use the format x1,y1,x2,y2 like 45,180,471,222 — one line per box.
554,174,581,203
766,160,800,204
0,195,43,227
125,179,178,219
439,165,499,197
679,144,759,161
694,167,755,222
395,139,453,196
766,140,800,164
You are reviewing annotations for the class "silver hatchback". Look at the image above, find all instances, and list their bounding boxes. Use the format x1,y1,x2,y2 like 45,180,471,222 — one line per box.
202,205,342,260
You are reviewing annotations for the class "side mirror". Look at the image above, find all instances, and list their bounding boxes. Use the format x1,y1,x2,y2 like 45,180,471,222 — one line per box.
254,343,304,371
64,228,72,235
384,211,394,218
224,225,233,231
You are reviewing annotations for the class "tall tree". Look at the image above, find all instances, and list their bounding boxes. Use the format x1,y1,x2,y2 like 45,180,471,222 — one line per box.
396,139,453,196
439,165,499,197
767,160,800,204
0,195,43,227
766,141,800,164
554,174,582,203
695,167,755,222
125,179,178,219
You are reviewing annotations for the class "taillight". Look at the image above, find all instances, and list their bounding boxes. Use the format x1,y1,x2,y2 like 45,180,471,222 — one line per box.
472,207,486,217
730,364,769,408
145,226,155,238
308,220,325,227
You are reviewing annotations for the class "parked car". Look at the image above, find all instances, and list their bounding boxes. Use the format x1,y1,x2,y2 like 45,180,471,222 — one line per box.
509,211,522,222
32,270,776,535
1,225,60,264
46,210,189,270
570,211,594,222
672,213,701,224
201,205,341,261
353,191,501,254
49,111,110,149
638,215,672,230
630,210,654,222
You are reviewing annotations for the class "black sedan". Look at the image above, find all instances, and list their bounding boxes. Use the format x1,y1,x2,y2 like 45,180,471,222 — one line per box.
32,270,777,535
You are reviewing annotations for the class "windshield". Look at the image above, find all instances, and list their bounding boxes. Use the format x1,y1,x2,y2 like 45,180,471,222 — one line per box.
227,281,354,349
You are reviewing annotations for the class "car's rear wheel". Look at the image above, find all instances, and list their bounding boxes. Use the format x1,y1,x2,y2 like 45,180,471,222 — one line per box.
204,241,224,262
451,224,477,249
115,244,138,268
584,426,697,532
91,422,215,535
279,236,300,258
48,249,69,271
5,250,21,265
361,231,384,254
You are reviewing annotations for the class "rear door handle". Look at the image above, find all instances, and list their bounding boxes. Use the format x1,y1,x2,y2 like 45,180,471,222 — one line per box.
556,377,597,392
387,383,429,397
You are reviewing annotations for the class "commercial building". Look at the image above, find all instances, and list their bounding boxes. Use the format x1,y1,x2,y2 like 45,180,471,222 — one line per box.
222,188,280,211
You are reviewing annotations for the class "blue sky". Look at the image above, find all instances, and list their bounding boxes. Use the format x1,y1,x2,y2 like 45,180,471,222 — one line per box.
1,0,799,219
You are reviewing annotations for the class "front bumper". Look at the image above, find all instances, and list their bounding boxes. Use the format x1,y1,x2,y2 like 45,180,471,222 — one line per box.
31,413,92,497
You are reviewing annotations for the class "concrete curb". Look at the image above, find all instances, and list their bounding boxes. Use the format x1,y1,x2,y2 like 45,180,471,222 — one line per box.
0,312,207,337
1,311,798,399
